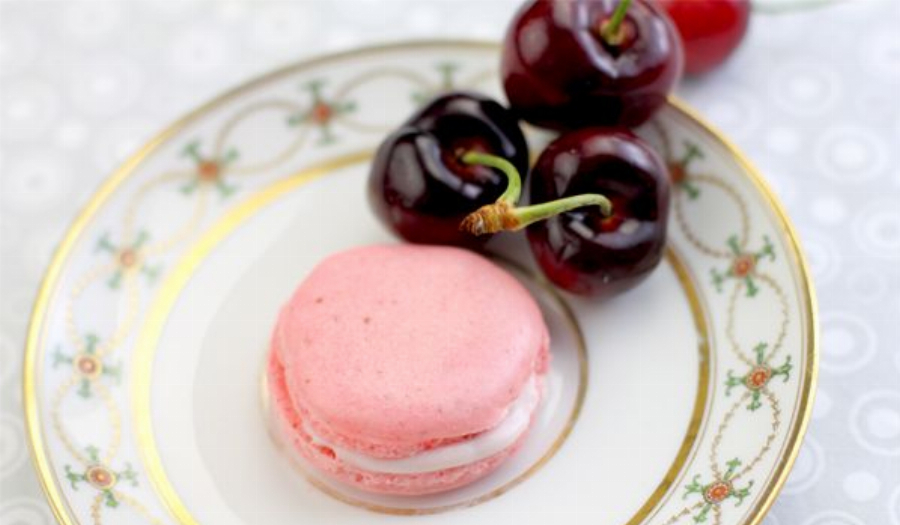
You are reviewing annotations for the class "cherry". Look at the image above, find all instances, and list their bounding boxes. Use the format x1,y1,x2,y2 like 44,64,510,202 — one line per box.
656,0,750,75
457,129,669,297
524,128,670,296
501,0,683,130
368,91,529,247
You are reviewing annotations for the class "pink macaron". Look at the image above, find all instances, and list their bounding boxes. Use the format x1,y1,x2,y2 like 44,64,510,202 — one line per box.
266,244,550,495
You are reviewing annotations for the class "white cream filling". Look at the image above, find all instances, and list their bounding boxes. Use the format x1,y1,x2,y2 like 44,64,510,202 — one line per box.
303,375,541,475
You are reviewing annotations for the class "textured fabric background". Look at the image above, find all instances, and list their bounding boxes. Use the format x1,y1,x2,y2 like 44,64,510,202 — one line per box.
1,1,899,524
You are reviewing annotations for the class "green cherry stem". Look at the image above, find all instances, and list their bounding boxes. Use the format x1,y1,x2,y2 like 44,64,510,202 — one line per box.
601,0,633,44
459,151,612,236
461,151,522,205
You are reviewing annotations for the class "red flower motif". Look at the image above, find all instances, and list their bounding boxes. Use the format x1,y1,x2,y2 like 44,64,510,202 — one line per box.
198,160,221,181
669,163,688,184
745,366,772,390
118,249,139,268
75,355,102,379
704,481,732,503
310,102,333,124
731,254,755,277
86,466,116,490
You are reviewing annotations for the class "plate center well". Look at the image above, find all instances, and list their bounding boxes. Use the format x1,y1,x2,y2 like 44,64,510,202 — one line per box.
139,157,708,525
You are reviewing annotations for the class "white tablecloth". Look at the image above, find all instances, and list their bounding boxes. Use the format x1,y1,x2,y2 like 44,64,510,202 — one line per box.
1,1,899,523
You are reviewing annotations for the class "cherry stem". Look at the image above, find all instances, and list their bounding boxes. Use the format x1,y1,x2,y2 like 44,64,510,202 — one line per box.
601,0,633,44
459,152,613,236
512,195,613,230
461,151,521,204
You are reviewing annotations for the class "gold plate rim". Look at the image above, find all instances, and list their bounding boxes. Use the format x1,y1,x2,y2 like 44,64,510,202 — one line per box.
22,39,818,525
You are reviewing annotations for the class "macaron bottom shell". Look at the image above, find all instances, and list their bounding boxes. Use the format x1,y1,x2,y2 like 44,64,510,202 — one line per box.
266,350,542,496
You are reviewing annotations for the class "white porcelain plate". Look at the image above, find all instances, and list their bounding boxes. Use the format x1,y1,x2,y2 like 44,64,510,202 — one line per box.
24,41,817,525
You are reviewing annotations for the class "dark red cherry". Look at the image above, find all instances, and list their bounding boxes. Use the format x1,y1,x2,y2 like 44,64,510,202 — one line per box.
501,0,683,129
368,91,529,247
526,128,670,296
656,0,750,75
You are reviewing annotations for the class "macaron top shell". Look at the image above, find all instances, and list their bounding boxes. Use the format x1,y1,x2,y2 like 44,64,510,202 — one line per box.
276,244,549,450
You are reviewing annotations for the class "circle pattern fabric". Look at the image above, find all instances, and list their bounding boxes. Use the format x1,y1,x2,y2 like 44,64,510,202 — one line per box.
1,1,898,523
